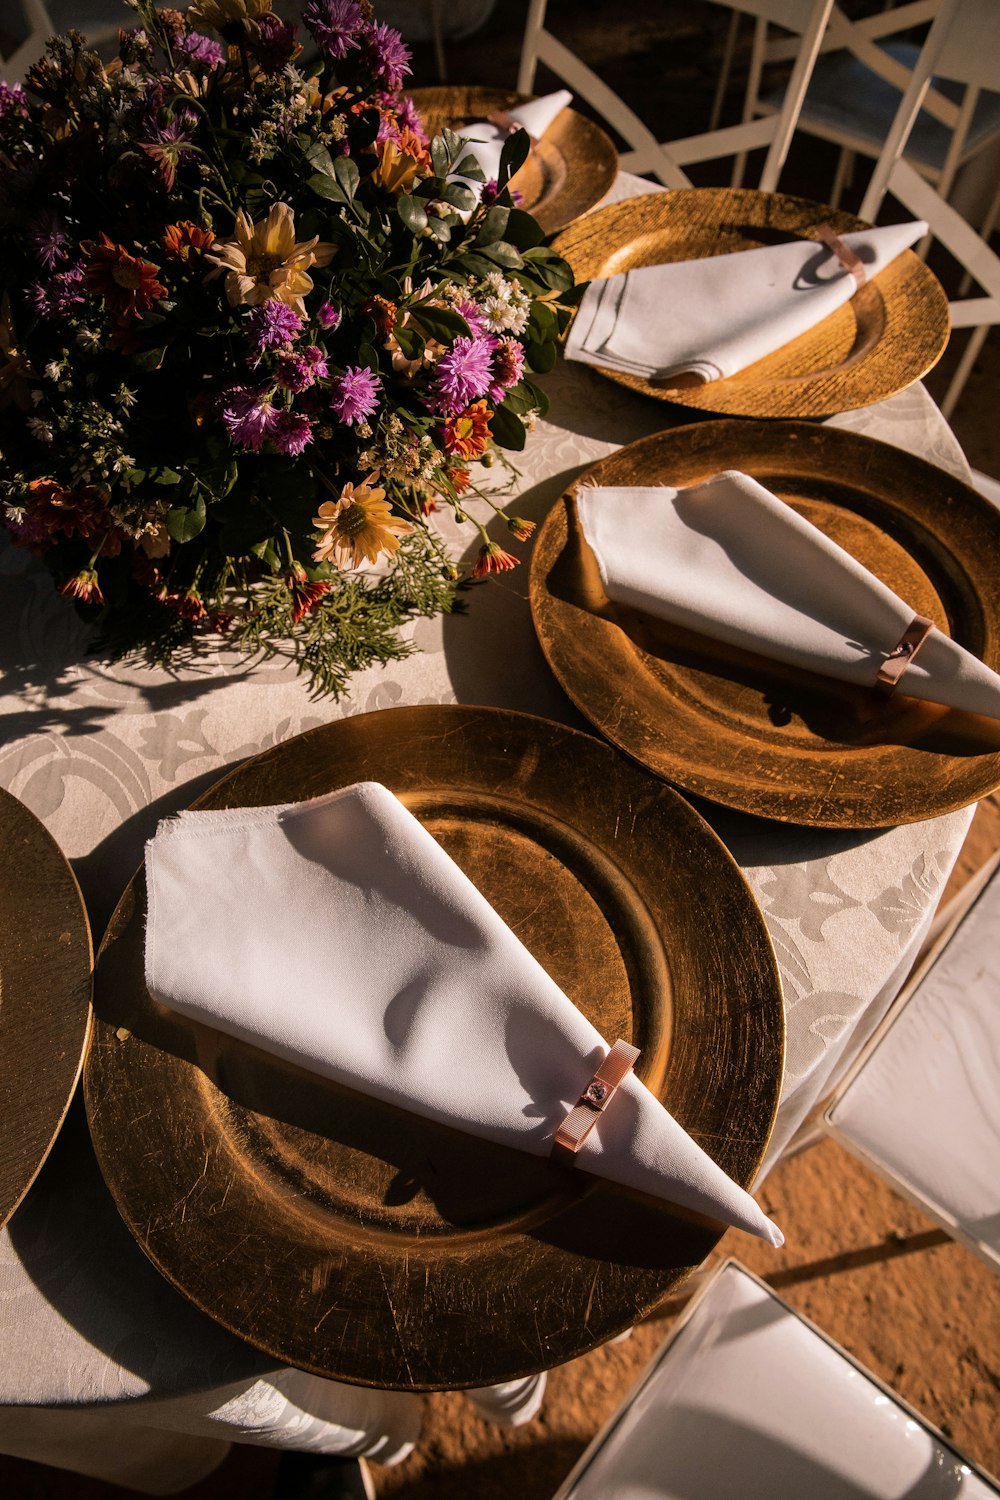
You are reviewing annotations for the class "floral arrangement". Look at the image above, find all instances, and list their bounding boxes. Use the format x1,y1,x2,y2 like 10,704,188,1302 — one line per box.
0,0,580,692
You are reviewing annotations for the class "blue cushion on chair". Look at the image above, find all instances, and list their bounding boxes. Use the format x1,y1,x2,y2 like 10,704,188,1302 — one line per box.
763,41,1000,172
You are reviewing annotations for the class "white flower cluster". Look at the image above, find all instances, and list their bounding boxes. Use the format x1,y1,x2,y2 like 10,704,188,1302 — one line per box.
473,271,530,336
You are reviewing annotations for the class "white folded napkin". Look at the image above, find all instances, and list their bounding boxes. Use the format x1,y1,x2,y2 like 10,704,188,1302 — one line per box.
145,781,782,1246
576,471,1000,717
565,220,926,384
452,89,572,194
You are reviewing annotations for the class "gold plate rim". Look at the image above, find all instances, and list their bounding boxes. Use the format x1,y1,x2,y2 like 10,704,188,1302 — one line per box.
406,86,619,235
0,787,93,1230
529,421,1000,829
84,705,783,1390
550,187,951,418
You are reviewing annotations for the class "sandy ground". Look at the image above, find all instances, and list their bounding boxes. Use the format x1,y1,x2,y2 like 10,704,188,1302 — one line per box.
3,3,999,1496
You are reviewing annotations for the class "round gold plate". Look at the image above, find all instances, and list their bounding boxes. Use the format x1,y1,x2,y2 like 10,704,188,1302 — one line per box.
550,187,950,417
84,706,783,1390
0,788,92,1229
530,422,1000,829
407,86,618,235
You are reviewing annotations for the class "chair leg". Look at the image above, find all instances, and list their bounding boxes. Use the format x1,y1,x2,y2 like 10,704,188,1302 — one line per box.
428,0,447,83
830,147,854,210
941,322,991,420
710,10,741,133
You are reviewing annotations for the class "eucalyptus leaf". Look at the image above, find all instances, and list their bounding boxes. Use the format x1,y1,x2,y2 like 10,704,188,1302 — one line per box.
497,127,530,184
483,240,523,270
309,172,347,203
452,152,486,182
441,181,477,212
305,141,336,178
430,135,449,178
397,194,428,234
475,205,510,247
334,155,360,200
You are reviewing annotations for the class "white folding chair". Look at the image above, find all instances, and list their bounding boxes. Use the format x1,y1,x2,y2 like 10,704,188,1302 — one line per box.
758,2,1000,213
0,0,128,81
855,0,1000,417
517,0,836,193
554,1260,1000,1500
824,851,1000,1275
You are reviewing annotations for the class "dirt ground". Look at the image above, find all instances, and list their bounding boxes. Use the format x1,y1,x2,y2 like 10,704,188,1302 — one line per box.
3,3,999,1497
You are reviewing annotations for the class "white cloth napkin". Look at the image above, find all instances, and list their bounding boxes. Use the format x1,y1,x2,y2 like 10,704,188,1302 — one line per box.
565,220,926,383
144,781,782,1246
576,471,1000,717
452,89,572,194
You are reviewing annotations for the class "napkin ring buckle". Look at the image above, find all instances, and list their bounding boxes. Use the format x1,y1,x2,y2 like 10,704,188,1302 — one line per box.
876,613,934,696
553,1040,640,1155
815,224,866,287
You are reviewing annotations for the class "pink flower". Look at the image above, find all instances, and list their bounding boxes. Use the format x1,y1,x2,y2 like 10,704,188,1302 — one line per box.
329,365,381,426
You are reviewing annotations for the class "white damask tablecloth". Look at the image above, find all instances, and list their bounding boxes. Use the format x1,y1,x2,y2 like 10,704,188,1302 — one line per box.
0,178,979,1490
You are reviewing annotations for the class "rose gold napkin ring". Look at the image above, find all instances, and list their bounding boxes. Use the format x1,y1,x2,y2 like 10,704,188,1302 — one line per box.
876,613,935,696
815,224,866,288
553,1040,640,1155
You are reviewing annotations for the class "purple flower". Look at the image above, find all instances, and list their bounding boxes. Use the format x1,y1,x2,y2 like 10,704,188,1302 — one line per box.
395,95,426,139
245,301,304,354
362,21,412,89
329,365,381,426
274,353,313,393
430,336,495,414
303,0,363,59
272,410,314,456
0,82,28,125
173,31,225,68
220,386,281,450
302,345,329,379
31,211,69,271
316,301,340,331
452,298,486,338
32,262,85,320
248,14,298,73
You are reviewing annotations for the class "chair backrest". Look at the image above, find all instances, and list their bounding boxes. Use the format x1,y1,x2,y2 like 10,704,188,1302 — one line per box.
856,0,1000,416
554,1260,1000,1500
517,0,835,192
0,0,50,84
825,855,1000,1273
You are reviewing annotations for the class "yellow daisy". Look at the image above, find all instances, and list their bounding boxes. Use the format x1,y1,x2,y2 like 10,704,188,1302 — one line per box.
312,475,414,570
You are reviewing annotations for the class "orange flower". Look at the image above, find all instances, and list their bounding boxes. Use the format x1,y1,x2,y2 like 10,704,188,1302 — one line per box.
28,478,109,542
371,130,430,194
471,541,519,578
81,234,167,323
287,563,332,623
312,474,414,570
440,400,492,459
60,568,103,604
506,515,535,541
449,467,471,495
205,202,335,316
362,295,397,338
162,221,215,261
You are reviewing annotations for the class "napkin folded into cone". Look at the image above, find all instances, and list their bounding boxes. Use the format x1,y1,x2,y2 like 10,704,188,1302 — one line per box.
565,219,926,384
576,471,1000,717
451,90,573,197
145,781,782,1247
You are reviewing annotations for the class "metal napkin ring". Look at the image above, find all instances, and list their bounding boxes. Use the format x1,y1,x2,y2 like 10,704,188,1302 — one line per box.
876,613,935,696
815,224,867,287
553,1040,640,1155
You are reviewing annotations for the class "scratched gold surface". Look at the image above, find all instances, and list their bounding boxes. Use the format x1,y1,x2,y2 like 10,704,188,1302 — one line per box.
551,187,950,417
529,420,1000,828
0,787,93,1229
83,706,782,1389
407,87,618,236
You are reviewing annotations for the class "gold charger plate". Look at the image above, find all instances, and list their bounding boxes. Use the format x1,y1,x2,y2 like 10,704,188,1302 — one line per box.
530,421,1000,829
407,86,618,235
550,187,950,418
84,705,783,1390
0,787,92,1229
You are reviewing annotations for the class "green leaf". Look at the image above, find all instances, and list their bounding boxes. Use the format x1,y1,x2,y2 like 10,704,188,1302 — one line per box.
165,493,207,543
498,128,530,185
527,300,559,340
489,401,527,451
523,377,550,420
441,181,477,212
520,246,575,292
526,339,557,374
475,205,510,247
441,127,465,161
482,240,524,270
393,324,425,360
305,140,336,178
430,135,449,179
132,345,168,371
154,467,182,486
309,172,348,203
334,155,360,200
408,304,471,342
397,194,428,234
452,152,485,182
505,207,546,249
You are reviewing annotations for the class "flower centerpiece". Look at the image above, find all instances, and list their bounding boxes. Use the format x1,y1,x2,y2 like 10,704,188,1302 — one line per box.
0,0,581,692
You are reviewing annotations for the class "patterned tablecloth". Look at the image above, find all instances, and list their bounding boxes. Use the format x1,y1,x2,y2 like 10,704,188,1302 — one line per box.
0,177,977,1490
